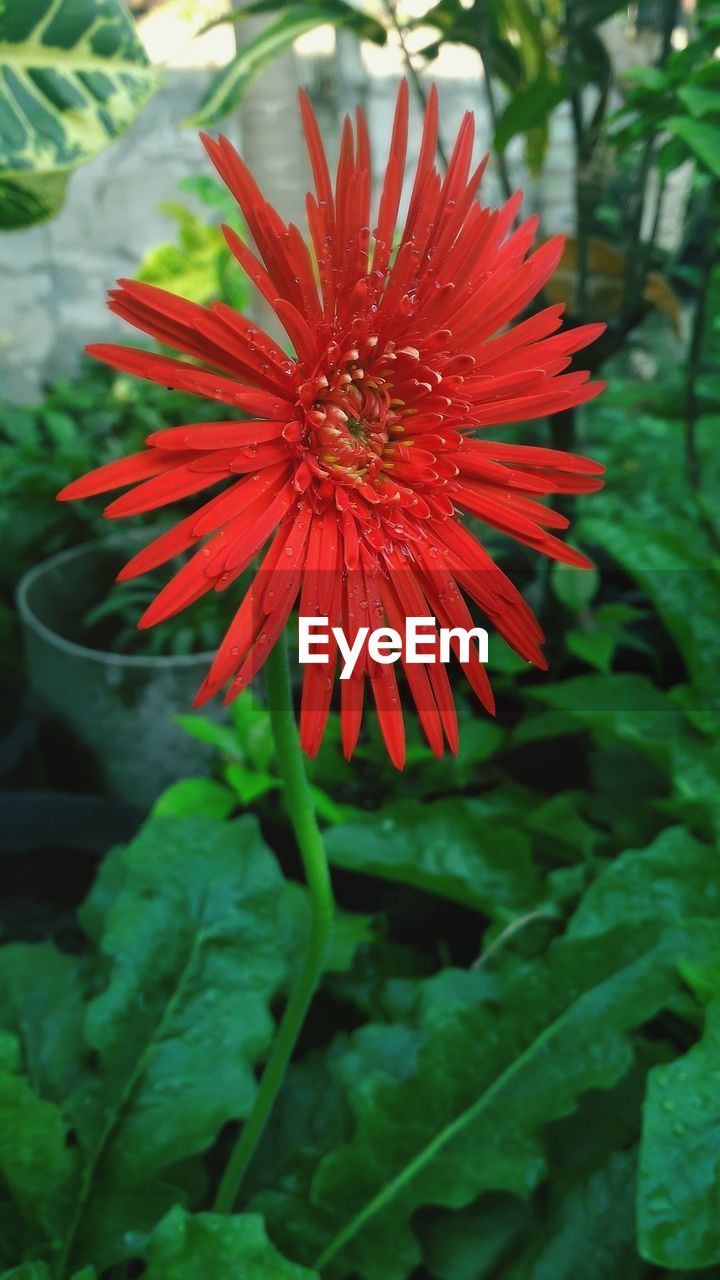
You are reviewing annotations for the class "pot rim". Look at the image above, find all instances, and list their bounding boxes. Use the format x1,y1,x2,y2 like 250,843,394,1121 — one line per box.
16,539,218,670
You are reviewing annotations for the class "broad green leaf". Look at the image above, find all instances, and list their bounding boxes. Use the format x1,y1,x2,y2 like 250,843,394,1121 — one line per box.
639,998,720,1269
187,3,385,128
144,1206,318,1279
63,815,287,1267
580,520,720,700
231,693,275,770
324,798,541,918
0,1030,78,1245
309,784,362,826
525,792,602,862
569,826,719,938
551,560,600,612
494,76,567,157
261,924,703,1279
667,116,720,177
280,882,374,979
224,761,280,806
152,777,236,821
410,720,505,796
677,84,720,117
511,709,578,746
487,631,530,674
527,673,688,762
245,1051,354,1212
508,1150,643,1280
528,673,720,838
566,628,616,671
419,1195,532,1280
566,604,648,674
175,713,241,758
0,0,157,229
0,943,87,1101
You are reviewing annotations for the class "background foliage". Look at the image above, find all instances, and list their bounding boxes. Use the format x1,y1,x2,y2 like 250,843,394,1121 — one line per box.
1,0,720,1278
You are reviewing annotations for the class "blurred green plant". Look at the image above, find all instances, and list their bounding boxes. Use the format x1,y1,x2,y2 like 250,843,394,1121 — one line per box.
171,690,361,821
3,3,720,1277
2,365,720,1274
135,176,252,310
79,571,235,658
0,361,230,594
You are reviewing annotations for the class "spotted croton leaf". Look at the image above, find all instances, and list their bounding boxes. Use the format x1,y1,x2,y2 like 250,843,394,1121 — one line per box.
0,0,157,230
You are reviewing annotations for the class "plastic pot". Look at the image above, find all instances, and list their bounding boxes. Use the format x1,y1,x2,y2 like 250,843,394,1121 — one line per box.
16,540,221,806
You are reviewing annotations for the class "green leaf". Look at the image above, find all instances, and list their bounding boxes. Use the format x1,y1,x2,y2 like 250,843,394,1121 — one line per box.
566,603,648,674
152,777,237,821
0,0,157,229
0,1030,78,1243
230,693,275,770
419,1195,533,1280
261,924,703,1279
569,826,719,939
324,798,541,918
175,714,242,758
187,3,384,128
494,76,568,156
526,792,602,862
580,520,720,700
677,84,720,117
566,629,616,672
0,944,87,1102
667,115,720,176
488,631,534,675
280,882,374,978
224,762,280,806
136,203,250,311
528,673,720,838
199,0,386,42
638,998,720,1269
64,814,287,1266
527,673,687,762
551,561,600,612
309,784,362,826
508,1150,644,1280
143,1206,318,1279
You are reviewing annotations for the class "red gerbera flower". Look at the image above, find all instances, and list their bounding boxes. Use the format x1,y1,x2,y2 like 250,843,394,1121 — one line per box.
58,82,605,768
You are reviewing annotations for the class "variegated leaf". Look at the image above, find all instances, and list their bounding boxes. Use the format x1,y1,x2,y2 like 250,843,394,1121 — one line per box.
0,0,157,230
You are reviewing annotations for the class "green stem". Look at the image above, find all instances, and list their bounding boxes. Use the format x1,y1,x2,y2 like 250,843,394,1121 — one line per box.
380,0,449,170
214,629,334,1213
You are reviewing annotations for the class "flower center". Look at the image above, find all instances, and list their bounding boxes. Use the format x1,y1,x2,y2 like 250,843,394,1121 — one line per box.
304,354,402,485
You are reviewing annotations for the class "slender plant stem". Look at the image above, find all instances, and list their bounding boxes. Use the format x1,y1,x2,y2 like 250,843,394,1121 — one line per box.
474,8,514,207
214,629,334,1213
683,187,720,560
684,245,711,492
380,0,449,170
